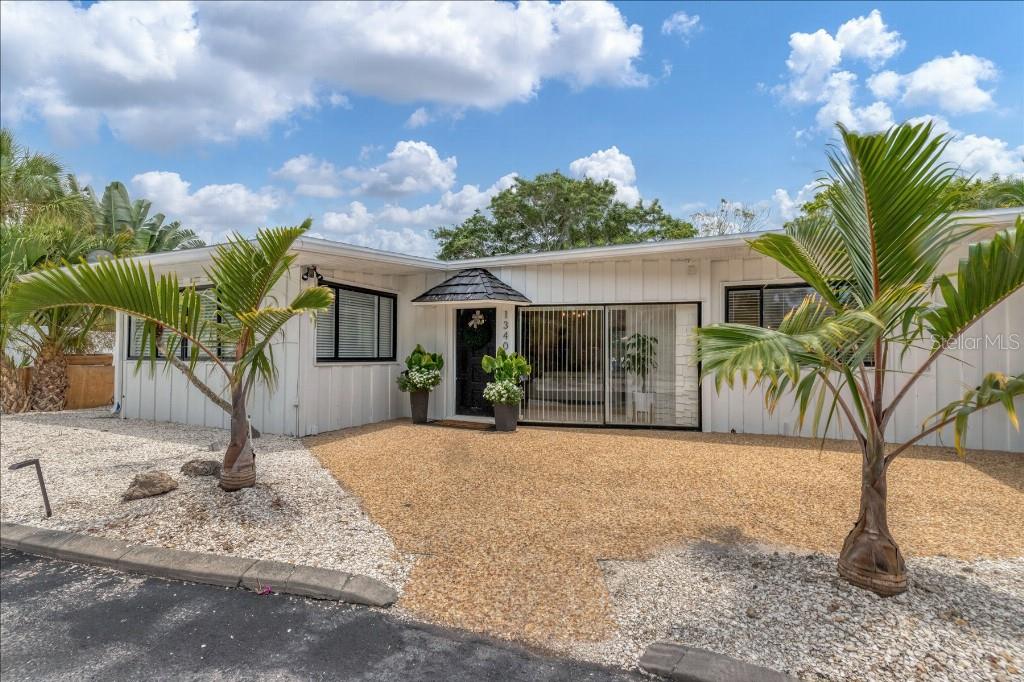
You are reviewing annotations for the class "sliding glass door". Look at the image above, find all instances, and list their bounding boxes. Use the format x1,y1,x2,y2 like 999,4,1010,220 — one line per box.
606,304,699,427
518,304,700,428
519,307,605,424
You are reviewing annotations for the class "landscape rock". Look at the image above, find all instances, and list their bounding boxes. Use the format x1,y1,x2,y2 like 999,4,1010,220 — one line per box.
181,459,221,478
122,471,178,501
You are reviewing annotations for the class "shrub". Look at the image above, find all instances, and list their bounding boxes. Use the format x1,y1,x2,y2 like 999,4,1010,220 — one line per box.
397,344,444,392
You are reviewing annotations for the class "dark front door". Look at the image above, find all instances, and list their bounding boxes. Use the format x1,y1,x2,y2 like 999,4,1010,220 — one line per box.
455,307,496,416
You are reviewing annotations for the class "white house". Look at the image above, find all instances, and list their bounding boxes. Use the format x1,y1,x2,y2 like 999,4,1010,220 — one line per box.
114,207,1024,453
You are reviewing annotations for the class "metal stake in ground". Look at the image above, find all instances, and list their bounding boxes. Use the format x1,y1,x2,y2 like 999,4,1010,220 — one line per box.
8,458,52,518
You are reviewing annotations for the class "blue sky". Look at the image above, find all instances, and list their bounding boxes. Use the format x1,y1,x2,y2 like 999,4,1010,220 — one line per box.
2,1,1021,256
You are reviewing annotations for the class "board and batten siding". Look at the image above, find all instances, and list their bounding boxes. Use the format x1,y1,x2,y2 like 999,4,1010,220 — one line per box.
296,267,407,436
113,233,1022,452
115,269,304,436
458,245,1022,452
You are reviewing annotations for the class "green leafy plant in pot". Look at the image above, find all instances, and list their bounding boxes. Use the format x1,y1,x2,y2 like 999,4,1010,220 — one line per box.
621,332,658,418
481,347,531,432
397,344,444,423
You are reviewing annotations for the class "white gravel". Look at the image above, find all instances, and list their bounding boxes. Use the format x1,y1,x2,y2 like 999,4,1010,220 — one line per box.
573,542,1024,681
0,409,412,590
3,410,1021,681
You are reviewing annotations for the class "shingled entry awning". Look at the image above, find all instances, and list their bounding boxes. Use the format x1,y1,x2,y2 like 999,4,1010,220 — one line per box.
412,268,530,304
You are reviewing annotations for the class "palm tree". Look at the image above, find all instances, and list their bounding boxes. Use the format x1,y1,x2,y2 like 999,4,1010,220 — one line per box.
697,122,1024,595
90,180,205,253
0,224,49,412
10,222,333,490
0,129,93,230
1,130,102,411
135,218,205,253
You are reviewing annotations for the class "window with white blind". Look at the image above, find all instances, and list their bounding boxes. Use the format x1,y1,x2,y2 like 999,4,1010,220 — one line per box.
725,283,875,365
126,288,233,360
315,282,396,362
725,284,816,329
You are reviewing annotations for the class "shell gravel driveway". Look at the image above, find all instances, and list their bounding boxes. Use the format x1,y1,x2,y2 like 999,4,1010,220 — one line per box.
307,421,1024,645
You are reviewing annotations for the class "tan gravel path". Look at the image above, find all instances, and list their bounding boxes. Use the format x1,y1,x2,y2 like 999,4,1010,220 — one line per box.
307,421,1023,645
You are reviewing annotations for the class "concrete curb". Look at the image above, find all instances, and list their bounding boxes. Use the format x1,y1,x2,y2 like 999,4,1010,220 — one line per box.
0,522,397,608
640,641,794,682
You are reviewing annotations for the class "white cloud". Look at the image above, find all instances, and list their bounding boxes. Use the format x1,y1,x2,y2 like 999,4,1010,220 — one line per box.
781,29,842,104
772,181,821,221
815,72,894,132
569,146,640,203
834,9,904,68
321,173,518,257
908,116,1024,177
405,107,431,129
131,171,281,241
779,11,902,106
327,92,351,109
898,53,998,114
344,140,457,198
774,11,1009,134
271,154,341,198
0,0,646,146
661,11,701,42
867,70,902,99
345,228,438,258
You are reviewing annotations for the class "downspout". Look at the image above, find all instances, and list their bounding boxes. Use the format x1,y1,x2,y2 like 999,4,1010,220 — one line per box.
113,312,125,418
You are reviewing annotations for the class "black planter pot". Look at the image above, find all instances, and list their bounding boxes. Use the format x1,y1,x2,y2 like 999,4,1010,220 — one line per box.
410,390,429,424
493,403,518,432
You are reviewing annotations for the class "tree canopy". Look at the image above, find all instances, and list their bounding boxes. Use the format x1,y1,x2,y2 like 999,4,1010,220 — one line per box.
432,172,695,260
784,174,1023,228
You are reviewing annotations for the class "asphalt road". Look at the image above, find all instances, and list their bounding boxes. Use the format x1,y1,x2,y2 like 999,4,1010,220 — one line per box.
0,550,640,681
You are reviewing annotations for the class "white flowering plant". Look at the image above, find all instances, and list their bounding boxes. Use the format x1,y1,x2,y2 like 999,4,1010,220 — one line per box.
483,379,523,405
398,367,442,392
397,344,444,392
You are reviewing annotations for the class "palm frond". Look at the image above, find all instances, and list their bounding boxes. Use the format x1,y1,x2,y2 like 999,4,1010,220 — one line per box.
924,372,1023,455
827,122,972,303
206,221,309,315
923,218,1024,346
749,212,851,309
8,257,219,371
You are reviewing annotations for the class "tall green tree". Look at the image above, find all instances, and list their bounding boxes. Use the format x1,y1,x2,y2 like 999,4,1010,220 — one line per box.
697,122,1024,595
433,172,694,259
10,222,333,490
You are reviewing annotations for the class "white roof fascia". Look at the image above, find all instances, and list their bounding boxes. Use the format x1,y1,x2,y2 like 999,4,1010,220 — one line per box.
56,207,1023,273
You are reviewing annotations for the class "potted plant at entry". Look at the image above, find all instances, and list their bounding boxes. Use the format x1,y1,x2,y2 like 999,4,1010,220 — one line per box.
397,344,444,423
481,347,531,432
621,332,658,418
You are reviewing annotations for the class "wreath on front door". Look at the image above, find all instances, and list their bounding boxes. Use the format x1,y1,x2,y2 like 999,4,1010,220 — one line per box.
460,309,490,350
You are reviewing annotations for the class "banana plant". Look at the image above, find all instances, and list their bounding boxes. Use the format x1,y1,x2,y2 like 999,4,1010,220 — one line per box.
9,221,333,491
697,122,1024,596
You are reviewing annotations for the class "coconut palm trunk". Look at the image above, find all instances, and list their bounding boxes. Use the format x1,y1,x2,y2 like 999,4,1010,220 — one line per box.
839,444,905,594
220,383,256,490
697,122,1024,595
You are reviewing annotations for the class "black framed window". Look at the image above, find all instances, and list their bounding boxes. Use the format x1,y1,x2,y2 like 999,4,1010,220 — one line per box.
315,282,396,362
726,283,817,329
725,283,874,365
126,287,234,360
